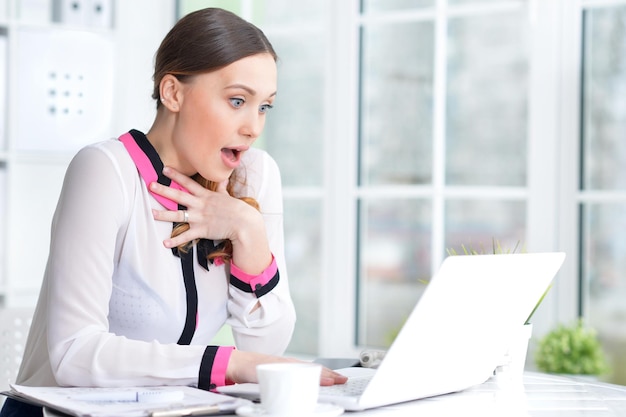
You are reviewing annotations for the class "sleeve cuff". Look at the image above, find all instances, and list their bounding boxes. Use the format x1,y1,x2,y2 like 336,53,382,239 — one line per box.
229,254,280,297
198,346,235,390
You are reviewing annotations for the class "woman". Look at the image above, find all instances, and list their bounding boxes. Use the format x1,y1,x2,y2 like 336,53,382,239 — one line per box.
1,7,346,417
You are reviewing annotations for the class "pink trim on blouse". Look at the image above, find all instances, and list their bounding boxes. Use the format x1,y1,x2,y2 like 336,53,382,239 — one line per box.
229,255,278,289
119,132,187,211
213,346,236,387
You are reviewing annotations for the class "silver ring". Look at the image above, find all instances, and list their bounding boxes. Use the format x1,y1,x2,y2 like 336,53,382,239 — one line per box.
183,210,189,223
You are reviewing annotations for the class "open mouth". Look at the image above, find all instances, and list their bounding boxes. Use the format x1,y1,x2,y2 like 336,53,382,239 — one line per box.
221,147,241,162
221,146,248,169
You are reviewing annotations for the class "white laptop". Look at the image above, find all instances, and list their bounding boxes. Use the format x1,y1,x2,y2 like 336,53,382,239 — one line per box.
219,252,566,411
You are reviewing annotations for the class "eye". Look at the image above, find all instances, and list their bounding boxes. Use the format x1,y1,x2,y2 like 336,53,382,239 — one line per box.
229,98,245,108
259,104,274,114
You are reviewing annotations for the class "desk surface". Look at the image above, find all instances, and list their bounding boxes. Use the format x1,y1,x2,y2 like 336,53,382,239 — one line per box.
350,372,626,416
41,372,626,417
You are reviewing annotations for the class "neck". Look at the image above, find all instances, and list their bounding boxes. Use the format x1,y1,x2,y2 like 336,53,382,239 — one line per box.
146,110,188,175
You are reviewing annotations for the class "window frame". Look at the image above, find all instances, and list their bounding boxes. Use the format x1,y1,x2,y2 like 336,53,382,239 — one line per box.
317,0,568,357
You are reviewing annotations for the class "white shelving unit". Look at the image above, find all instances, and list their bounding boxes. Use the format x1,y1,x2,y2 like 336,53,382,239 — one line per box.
0,0,174,307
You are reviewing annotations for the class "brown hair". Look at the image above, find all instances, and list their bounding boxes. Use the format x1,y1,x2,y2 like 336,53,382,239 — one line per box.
152,7,277,108
154,8,276,262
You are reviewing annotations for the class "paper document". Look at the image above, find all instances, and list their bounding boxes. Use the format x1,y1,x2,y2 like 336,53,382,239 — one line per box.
3,384,249,417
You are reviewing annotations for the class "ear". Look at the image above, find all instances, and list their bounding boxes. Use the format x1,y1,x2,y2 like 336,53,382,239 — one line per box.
159,74,183,112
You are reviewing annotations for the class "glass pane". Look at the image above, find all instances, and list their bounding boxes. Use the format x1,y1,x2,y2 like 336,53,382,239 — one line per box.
0,31,5,150
445,200,526,255
581,7,626,190
283,199,322,355
0,163,5,291
357,199,432,347
581,203,626,384
360,22,435,185
254,0,327,26
361,0,433,12
262,34,325,187
446,12,529,186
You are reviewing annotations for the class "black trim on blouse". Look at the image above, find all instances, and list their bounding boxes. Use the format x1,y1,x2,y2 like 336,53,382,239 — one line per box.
177,247,198,345
230,270,280,298
124,130,199,345
199,346,219,391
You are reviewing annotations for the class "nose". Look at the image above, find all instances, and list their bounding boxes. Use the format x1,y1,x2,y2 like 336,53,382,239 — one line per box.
241,111,265,140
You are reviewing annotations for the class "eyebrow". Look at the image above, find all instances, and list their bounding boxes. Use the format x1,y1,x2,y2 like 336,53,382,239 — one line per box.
225,84,277,98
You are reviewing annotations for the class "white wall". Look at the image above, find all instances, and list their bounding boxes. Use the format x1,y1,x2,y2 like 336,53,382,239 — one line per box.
112,0,175,135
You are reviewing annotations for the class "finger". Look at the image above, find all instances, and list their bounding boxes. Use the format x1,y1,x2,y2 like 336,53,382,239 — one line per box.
162,166,203,193
152,208,187,224
320,376,334,386
320,375,347,386
320,369,348,386
149,181,193,208
162,228,203,249
216,179,229,195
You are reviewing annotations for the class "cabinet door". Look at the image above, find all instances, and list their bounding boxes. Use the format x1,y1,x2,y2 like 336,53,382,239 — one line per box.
15,27,114,153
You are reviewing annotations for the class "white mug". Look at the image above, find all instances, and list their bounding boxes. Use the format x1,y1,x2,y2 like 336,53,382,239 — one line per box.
256,362,322,416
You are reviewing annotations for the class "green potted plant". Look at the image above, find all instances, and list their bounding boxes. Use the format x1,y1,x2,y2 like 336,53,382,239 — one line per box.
535,319,610,376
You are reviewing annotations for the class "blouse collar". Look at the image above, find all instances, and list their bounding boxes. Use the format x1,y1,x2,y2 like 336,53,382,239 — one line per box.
119,129,187,210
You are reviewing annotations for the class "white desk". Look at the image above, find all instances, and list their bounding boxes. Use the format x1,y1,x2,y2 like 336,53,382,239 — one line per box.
349,372,626,416
40,372,626,416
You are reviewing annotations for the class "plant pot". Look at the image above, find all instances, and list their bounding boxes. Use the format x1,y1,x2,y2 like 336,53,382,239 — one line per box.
495,323,533,382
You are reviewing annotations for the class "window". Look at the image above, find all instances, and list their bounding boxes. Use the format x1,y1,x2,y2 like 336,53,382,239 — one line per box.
578,3,626,384
177,0,626,384
357,1,529,347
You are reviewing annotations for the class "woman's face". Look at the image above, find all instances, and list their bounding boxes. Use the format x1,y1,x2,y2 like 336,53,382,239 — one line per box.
171,53,277,182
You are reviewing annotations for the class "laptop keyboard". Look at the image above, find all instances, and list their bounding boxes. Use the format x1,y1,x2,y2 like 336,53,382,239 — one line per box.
319,374,373,397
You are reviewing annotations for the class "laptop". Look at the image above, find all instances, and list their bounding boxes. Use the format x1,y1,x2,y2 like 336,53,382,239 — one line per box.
218,252,566,411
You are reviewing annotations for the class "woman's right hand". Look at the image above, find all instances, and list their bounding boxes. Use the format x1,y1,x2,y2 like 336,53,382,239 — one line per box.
227,350,348,386
151,167,273,275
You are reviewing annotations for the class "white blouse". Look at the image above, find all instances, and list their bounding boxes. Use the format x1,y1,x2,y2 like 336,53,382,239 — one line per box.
16,134,296,388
